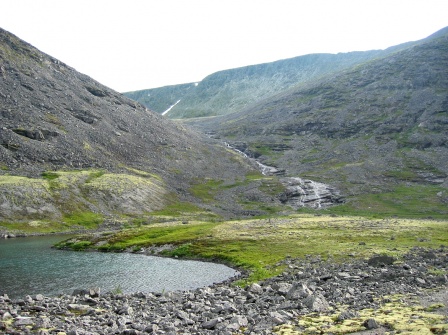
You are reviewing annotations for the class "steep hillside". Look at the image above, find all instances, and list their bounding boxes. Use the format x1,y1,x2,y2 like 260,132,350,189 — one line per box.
188,27,448,217
0,28,281,226
124,44,416,119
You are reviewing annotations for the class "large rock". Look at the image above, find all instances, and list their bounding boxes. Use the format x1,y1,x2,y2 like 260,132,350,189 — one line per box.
303,293,330,312
286,282,313,300
367,255,396,267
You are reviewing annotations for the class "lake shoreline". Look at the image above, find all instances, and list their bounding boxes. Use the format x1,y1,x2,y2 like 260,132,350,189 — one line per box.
1,247,447,334
0,235,241,301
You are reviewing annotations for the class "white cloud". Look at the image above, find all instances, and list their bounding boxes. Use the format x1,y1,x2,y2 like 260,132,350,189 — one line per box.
1,0,447,92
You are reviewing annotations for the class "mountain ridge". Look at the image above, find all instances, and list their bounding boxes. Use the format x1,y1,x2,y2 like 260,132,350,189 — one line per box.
185,26,448,216
123,37,425,119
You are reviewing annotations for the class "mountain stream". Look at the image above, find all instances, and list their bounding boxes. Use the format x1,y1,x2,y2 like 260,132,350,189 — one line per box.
224,142,341,208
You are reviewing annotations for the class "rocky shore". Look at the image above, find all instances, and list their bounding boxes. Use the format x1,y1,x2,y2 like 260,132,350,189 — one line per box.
1,247,447,335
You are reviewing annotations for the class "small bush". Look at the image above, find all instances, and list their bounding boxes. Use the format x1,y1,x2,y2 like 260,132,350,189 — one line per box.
42,171,59,180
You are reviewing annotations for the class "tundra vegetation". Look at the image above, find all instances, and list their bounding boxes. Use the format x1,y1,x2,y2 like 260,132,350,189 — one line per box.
56,214,448,285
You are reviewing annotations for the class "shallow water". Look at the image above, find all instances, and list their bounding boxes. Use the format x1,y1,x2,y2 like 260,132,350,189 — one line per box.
0,235,239,299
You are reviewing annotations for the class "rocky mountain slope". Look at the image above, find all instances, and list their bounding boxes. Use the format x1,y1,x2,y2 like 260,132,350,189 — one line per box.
123,43,416,119
0,28,280,224
187,27,448,215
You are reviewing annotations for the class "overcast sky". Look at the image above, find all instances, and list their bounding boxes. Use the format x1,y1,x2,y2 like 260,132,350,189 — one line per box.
1,0,447,92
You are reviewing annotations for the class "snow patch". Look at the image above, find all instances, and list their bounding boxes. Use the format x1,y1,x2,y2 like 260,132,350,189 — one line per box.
162,100,181,116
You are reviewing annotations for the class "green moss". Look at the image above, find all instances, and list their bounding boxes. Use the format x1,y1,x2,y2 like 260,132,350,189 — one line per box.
83,173,161,194
189,178,224,202
45,113,63,126
245,171,265,180
0,169,169,232
162,243,193,257
100,221,219,251
42,171,59,180
62,211,103,229
0,175,49,188
151,202,204,216
384,169,419,181
275,295,447,335
0,220,71,234
258,178,286,196
328,184,448,219
123,167,163,181
75,215,448,285
85,170,106,183
427,267,447,276
69,240,93,251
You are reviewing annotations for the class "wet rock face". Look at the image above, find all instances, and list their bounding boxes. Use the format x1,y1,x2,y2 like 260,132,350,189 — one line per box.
279,177,343,208
224,142,343,208
1,247,446,334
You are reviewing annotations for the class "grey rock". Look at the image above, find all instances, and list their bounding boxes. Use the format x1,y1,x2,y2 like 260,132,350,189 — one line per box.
144,324,159,333
338,310,359,321
367,255,396,267
286,282,312,300
415,277,426,285
1,311,13,320
272,282,293,295
364,318,379,329
14,316,35,326
68,304,94,314
248,283,263,294
201,317,221,329
35,294,44,301
229,315,248,327
303,293,330,312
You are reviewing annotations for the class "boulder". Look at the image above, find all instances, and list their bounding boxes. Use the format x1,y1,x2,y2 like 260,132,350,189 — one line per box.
303,293,330,312
367,255,396,267
363,318,379,330
286,282,313,300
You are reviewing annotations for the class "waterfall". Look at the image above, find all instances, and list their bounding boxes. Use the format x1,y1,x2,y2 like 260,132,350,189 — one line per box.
224,141,342,208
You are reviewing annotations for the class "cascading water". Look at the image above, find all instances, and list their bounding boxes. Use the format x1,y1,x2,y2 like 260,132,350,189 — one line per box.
224,142,283,176
224,142,341,208
279,177,337,209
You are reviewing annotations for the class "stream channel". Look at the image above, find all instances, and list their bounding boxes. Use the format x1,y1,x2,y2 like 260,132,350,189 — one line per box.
0,235,239,299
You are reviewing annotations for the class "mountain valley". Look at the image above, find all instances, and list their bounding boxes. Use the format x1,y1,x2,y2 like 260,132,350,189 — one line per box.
1,22,448,335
